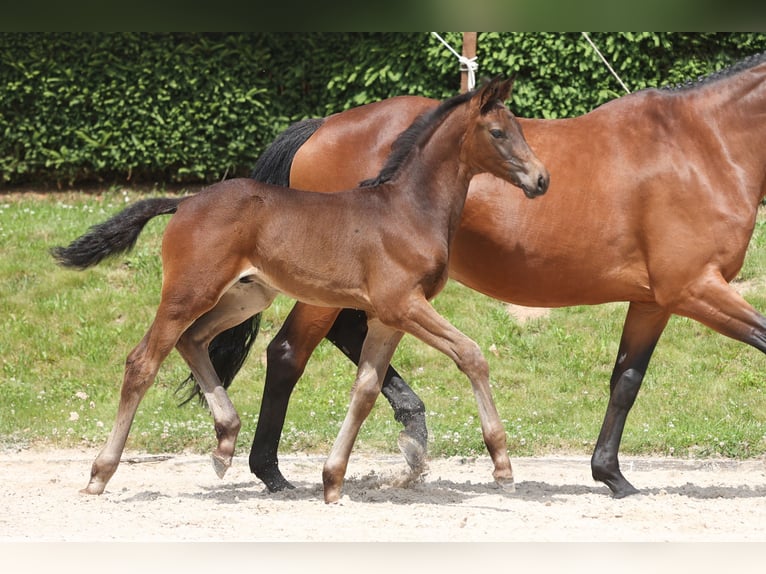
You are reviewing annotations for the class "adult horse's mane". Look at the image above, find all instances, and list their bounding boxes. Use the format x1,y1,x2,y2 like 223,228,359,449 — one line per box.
360,87,476,188
664,50,766,92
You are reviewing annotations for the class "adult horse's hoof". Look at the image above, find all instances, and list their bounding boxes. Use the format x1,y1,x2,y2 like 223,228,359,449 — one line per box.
211,453,232,478
260,471,296,493
610,481,640,499
398,431,429,476
592,465,640,498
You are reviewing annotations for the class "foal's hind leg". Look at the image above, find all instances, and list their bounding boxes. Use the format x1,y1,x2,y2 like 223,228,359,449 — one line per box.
322,319,404,503
83,314,188,494
591,301,670,498
177,281,277,478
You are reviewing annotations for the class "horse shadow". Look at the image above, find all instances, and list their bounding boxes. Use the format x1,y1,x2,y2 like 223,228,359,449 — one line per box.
151,474,766,506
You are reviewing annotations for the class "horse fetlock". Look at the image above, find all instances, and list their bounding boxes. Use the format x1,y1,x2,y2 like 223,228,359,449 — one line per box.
399,410,428,445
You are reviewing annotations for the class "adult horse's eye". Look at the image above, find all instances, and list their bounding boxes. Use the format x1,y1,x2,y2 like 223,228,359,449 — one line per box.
490,128,505,139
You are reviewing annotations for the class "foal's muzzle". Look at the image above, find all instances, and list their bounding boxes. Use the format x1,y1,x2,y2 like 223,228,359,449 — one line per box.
520,168,550,199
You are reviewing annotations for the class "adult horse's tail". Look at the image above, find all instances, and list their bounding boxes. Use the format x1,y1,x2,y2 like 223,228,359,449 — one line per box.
176,117,326,405
51,197,182,269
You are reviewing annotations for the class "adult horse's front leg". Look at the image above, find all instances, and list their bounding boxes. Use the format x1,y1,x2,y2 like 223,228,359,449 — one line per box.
591,301,669,497
322,318,404,503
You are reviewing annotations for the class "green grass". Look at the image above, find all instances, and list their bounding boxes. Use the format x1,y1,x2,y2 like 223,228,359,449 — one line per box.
2,190,766,463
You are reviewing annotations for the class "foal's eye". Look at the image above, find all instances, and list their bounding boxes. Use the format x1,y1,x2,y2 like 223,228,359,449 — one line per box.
490,128,505,139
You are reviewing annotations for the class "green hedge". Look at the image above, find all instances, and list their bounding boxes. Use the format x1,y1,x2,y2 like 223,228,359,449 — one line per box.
1,32,765,187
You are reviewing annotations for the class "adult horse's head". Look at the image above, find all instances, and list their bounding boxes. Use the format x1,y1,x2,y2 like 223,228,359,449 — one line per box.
467,77,549,198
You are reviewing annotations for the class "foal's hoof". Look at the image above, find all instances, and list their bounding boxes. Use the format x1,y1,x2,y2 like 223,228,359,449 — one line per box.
80,484,105,495
80,477,107,495
495,476,516,493
398,431,429,476
322,467,344,504
211,453,232,478
322,479,343,504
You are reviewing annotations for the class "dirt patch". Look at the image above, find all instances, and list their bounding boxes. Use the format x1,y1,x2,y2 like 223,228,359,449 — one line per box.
506,303,551,323
2,447,766,542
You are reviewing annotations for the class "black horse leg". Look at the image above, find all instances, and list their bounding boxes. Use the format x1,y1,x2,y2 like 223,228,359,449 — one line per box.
591,301,670,498
325,309,428,473
250,306,341,491
250,306,427,492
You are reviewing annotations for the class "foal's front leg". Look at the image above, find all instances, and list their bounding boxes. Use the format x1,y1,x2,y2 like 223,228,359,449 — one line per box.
322,319,404,503
392,296,514,491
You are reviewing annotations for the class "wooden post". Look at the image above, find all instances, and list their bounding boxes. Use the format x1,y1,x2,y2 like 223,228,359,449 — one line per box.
461,32,477,93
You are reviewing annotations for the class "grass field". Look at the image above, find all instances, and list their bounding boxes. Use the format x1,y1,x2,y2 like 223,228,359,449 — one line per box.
2,188,766,463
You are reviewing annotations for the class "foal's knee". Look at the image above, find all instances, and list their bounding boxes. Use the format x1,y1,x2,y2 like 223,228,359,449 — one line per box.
350,368,384,410
455,340,489,381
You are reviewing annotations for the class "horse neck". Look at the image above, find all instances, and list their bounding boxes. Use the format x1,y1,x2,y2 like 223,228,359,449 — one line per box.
395,105,475,232
690,62,766,202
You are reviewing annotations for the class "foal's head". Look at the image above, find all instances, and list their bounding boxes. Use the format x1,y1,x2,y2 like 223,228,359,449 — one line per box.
465,77,549,198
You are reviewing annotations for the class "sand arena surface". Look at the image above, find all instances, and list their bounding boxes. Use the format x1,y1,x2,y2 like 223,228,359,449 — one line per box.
3,447,766,543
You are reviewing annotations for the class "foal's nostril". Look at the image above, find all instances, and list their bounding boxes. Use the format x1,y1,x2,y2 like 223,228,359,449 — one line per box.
537,174,548,194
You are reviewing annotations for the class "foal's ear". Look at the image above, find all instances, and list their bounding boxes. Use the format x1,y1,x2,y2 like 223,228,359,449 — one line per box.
478,76,515,115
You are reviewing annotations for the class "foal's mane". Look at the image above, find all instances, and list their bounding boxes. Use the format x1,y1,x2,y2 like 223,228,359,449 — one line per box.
664,50,766,92
359,87,476,188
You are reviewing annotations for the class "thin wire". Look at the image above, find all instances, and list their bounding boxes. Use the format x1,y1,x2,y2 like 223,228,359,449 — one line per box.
581,32,631,94
431,32,478,90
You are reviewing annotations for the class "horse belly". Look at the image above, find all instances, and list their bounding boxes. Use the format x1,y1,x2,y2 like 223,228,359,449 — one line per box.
449,176,652,307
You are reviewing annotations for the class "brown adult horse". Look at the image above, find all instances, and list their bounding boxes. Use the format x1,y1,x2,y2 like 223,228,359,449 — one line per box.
52,78,549,502
199,50,766,498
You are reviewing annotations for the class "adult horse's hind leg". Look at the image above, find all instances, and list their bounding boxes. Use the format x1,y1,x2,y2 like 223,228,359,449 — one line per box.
322,318,404,503
591,301,670,497
251,304,342,491
251,304,428,492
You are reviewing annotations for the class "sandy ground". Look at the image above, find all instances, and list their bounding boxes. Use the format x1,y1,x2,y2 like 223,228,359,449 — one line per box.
3,447,766,545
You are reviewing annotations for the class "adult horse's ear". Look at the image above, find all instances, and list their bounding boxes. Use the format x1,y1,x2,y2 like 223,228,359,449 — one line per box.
479,76,515,115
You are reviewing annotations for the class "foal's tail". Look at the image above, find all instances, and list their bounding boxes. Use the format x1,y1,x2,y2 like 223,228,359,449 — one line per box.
51,197,182,270
176,116,327,405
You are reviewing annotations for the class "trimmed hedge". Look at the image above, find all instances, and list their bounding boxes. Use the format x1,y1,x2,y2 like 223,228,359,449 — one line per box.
1,32,765,187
